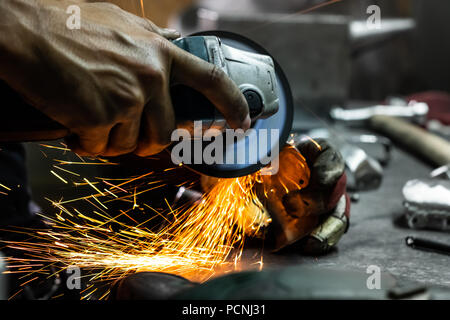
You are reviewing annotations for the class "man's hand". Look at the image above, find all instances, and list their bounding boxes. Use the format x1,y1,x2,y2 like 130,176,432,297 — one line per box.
0,0,250,156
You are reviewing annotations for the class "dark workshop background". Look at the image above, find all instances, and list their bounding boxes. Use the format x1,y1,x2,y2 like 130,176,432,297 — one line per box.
26,0,450,219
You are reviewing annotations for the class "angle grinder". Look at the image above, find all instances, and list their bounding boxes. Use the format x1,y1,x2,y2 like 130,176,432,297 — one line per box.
0,31,293,178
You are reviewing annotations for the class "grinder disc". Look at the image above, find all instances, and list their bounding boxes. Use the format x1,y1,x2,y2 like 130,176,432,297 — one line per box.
176,31,294,178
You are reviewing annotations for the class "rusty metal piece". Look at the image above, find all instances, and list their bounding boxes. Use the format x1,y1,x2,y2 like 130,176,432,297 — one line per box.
257,140,347,252
256,146,315,251
200,143,347,252
298,195,348,255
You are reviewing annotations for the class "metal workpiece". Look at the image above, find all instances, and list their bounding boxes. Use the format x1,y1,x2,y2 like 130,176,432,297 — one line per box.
430,164,450,180
403,179,450,231
339,143,383,191
330,101,429,125
300,195,349,255
405,236,450,256
305,129,387,191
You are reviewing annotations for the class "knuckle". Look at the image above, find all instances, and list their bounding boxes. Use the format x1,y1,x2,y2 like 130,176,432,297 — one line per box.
142,65,167,90
208,65,227,85
143,19,158,32
133,148,147,157
134,144,163,157
80,116,110,130
153,36,171,55
154,129,173,148
105,145,137,157
134,126,173,157
134,148,153,158
99,2,121,11
121,86,146,110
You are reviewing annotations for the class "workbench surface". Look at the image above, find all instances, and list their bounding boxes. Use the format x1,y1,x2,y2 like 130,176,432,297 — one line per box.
23,135,450,297
255,143,450,290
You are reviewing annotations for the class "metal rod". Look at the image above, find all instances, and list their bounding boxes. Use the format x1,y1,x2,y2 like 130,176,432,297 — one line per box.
405,236,450,256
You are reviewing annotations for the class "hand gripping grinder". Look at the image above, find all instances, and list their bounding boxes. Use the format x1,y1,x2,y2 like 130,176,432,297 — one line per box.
0,31,293,178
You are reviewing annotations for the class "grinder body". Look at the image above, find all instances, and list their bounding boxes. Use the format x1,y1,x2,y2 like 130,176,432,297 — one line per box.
171,35,279,135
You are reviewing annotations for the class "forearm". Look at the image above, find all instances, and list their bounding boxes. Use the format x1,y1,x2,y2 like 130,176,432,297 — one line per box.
0,0,41,74
0,0,79,86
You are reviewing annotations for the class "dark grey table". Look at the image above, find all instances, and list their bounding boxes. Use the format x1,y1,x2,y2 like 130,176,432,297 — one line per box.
252,141,450,290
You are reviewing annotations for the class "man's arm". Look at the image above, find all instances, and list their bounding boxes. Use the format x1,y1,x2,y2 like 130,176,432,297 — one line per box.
0,0,250,156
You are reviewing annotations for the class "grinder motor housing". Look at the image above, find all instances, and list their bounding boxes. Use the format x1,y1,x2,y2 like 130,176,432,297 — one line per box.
171,35,279,134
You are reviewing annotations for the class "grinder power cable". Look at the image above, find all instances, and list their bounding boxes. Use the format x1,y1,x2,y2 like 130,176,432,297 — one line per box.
0,31,293,178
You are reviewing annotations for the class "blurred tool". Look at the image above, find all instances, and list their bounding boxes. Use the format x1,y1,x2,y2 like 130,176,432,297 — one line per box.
408,91,450,126
346,134,392,166
402,165,450,231
350,18,416,47
407,92,450,140
406,236,450,256
307,129,390,191
340,143,383,191
370,115,450,167
176,1,416,112
330,100,429,126
427,120,450,140
173,187,203,206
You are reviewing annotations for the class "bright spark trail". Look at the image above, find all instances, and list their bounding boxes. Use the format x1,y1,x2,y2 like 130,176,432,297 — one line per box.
1,143,309,299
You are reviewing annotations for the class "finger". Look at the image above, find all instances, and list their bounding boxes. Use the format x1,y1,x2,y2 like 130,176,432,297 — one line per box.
170,46,250,130
103,120,140,157
158,28,181,40
134,88,176,157
141,18,180,39
69,128,110,156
